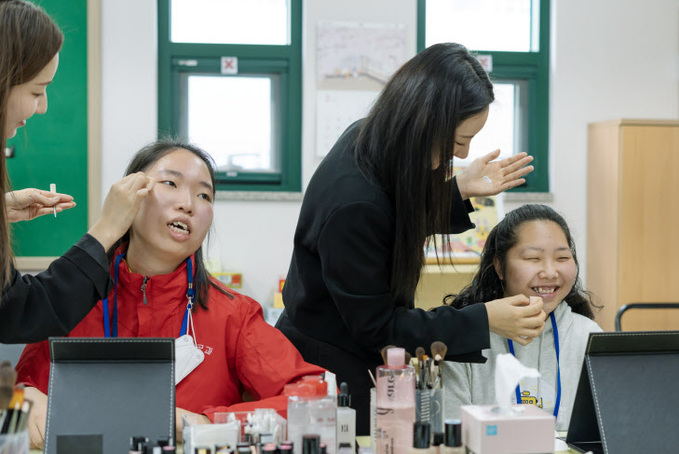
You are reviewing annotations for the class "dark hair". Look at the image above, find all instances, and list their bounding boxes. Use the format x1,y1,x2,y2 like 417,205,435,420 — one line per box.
106,138,233,310
0,0,63,289
445,204,597,319
354,42,494,305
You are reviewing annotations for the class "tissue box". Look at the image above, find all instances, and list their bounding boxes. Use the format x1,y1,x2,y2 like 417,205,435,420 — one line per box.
461,404,554,454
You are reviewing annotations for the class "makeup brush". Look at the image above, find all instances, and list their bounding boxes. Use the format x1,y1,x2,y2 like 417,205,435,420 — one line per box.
415,347,426,389
380,345,397,365
15,399,32,433
415,346,426,365
0,361,16,410
430,341,448,364
7,384,24,410
430,341,447,389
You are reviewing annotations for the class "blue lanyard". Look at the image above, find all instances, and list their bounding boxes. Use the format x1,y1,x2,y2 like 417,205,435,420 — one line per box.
507,311,561,418
102,254,195,338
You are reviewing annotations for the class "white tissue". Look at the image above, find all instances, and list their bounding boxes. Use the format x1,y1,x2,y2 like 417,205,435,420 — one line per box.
495,353,541,413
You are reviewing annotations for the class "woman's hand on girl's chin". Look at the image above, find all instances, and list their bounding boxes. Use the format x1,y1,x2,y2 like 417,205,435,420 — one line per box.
456,150,534,199
485,294,546,346
88,173,155,251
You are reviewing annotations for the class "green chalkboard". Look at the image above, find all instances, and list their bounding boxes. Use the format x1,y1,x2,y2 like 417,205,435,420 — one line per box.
6,0,88,257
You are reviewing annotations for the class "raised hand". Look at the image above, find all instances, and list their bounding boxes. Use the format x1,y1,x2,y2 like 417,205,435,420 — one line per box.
456,150,534,199
88,172,155,251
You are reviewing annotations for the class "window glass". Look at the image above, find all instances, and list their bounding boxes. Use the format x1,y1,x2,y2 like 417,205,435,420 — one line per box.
425,0,538,52
184,75,279,173
455,81,527,166
171,0,290,45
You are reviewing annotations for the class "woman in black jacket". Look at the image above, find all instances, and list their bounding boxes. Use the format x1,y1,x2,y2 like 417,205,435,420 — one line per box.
0,0,153,343
277,43,547,433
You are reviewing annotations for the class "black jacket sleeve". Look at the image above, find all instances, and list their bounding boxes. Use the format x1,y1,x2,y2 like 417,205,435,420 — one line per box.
317,201,489,359
0,233,112,344
449,176,475,233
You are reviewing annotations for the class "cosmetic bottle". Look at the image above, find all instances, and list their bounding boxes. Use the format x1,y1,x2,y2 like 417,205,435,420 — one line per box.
442,420,463,454
157,438,176,452
336,382,356,452
286,375,337,454
409,422,434,454
375,347,416,454
302,434,321,454
337,443,353,454
130,436,148,454
431,432,444,454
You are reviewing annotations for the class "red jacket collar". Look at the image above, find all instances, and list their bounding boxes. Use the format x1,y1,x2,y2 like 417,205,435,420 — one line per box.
110,244,197,307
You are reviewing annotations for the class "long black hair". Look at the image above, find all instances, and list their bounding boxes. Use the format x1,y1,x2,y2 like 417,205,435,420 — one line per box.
354,42,494,305
106,138,232,310
0,0,63,290
445,204,597,319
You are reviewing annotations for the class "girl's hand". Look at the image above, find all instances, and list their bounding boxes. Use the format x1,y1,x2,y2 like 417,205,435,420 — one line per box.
5,189,76,222
485,295,546,345
24,386,48,450
456,150,534,199
87,173,155,251
175,407,210,442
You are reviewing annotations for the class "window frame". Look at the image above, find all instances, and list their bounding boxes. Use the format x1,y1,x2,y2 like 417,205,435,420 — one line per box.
157,0,302,192
417,0,550,193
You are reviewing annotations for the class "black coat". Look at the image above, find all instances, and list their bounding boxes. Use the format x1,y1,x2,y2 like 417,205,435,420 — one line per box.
277,122,490,433
0,234,112,344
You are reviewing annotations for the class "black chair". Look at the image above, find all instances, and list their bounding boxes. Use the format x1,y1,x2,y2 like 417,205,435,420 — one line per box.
614,303,679,331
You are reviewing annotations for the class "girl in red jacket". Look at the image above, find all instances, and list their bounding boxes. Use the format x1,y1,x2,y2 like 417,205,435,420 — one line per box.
15,139,326,449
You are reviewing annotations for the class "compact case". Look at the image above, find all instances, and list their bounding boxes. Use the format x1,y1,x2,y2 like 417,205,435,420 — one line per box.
566,331,679,454
44,338,175,454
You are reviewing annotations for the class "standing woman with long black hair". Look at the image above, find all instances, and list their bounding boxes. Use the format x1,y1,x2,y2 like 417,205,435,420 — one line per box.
277,43,547,432
0,0,154,343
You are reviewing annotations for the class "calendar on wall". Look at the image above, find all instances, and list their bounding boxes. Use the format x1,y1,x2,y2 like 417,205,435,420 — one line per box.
315,21,407,157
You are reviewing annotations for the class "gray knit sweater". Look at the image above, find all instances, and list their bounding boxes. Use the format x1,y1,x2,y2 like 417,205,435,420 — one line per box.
442,301,602,430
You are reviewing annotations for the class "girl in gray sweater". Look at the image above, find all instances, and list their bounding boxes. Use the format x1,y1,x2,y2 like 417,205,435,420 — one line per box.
442,204,601,430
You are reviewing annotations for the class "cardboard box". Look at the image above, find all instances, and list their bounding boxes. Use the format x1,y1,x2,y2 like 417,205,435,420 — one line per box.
461,404,554,454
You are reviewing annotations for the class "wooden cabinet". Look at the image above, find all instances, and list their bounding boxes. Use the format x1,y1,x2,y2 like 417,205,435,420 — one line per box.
587,119,679,331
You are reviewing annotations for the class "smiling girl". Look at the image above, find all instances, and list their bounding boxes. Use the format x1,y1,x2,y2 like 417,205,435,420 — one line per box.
442,204,602,430
15,140,325,449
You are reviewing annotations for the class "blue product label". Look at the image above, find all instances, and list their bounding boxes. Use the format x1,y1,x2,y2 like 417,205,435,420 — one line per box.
486,425,498,436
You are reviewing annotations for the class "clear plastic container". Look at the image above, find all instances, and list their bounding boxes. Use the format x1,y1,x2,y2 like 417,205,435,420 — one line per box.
375,348,416,454
416,388,443,433
0,430,29,454
287,395,337,454
286,375,336,454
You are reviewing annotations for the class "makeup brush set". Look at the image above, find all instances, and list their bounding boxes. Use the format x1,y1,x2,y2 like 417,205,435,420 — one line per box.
0,360,32,452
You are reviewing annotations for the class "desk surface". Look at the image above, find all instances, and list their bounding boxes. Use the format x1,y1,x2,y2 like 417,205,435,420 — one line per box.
28,437,579,453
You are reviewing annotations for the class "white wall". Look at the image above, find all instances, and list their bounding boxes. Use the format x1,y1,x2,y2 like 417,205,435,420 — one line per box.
100,0,679,306
535,0,679,282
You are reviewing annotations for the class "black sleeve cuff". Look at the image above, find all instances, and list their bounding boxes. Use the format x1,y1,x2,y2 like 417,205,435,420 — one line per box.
449,176,475,233
67,234,112,298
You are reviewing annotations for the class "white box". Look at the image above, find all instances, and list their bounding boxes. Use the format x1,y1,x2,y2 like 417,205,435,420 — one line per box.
461,404,554,454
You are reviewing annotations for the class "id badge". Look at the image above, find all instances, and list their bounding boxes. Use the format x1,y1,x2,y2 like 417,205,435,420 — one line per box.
175,334,204,384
